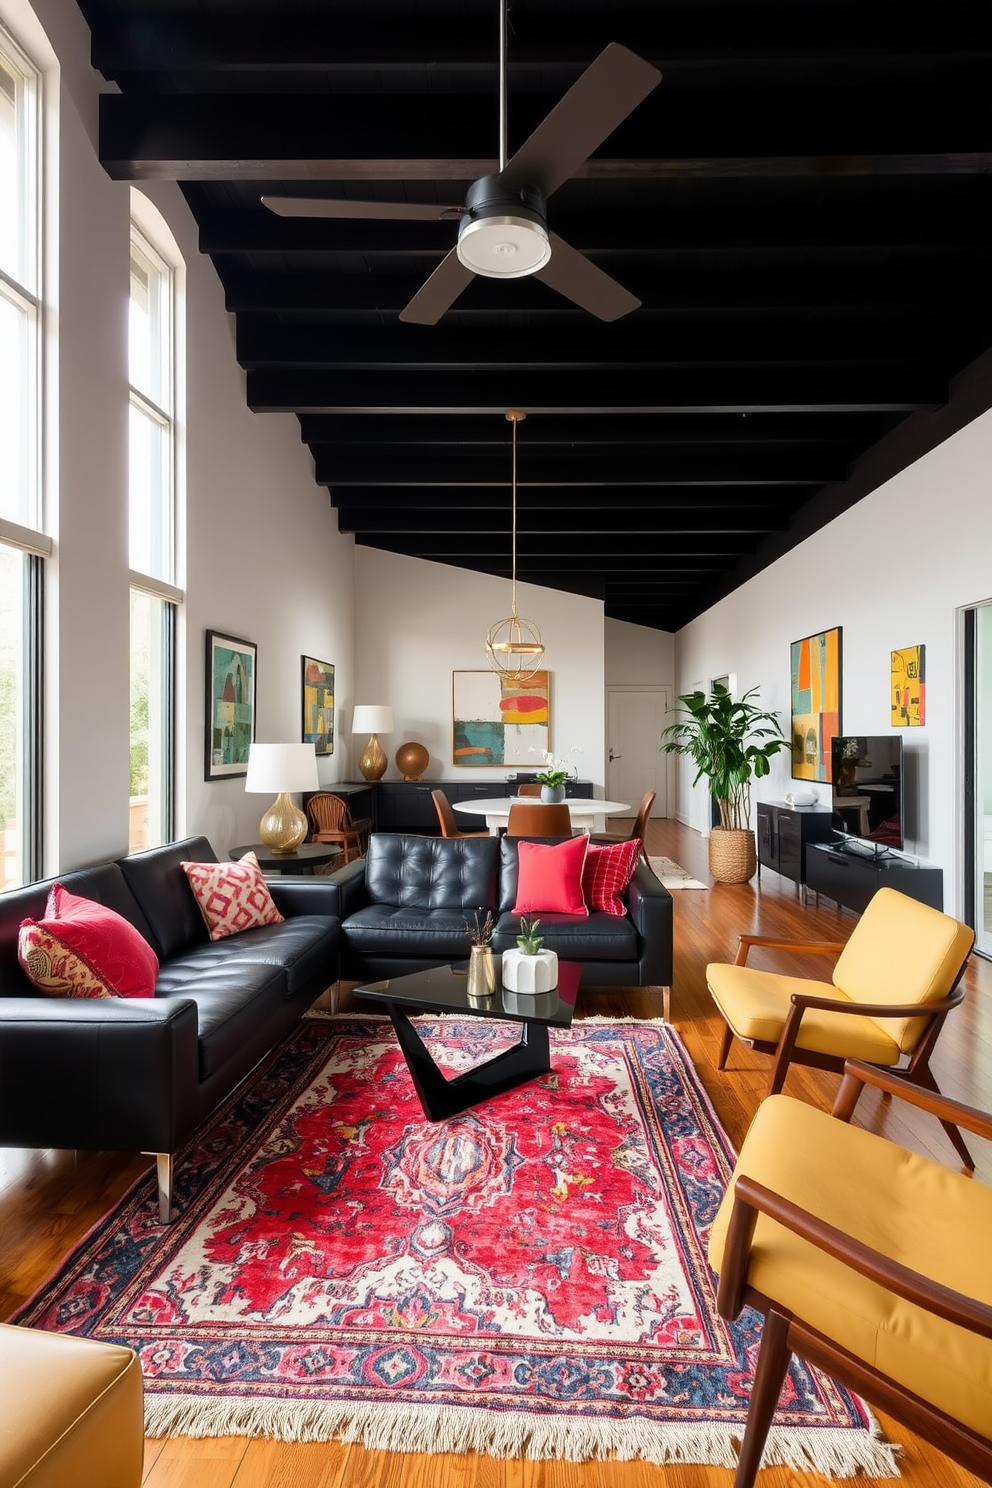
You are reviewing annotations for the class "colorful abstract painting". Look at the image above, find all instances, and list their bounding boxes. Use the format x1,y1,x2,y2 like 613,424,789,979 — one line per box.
891,644,925,726
302,655,335,755
205,630,256,780
452,669,550,766
790,627,842,782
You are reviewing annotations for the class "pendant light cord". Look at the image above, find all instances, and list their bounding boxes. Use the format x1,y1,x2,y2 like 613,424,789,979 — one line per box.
510,411,518,618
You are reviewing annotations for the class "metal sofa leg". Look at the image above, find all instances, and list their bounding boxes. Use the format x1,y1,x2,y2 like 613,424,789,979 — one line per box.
656,985,671,1023
156,1152,175,1224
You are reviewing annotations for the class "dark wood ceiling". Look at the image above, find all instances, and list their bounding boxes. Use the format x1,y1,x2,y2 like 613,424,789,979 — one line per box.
78,0,992,631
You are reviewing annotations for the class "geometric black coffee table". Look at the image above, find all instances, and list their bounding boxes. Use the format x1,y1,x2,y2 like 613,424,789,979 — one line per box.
354,958,580,1121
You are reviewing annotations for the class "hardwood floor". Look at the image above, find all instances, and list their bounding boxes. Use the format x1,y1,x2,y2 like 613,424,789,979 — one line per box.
2,818,988,1488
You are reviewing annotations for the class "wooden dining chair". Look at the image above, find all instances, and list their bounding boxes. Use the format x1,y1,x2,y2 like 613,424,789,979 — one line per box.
505,802,573,836
306,792,372,865
516,783,542,797
431,790,490,839
590,789,656,860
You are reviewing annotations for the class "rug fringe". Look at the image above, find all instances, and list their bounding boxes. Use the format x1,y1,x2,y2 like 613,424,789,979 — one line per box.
143,1397,898,1474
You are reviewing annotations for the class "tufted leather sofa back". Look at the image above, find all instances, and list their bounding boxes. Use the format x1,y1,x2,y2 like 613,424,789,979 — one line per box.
365,833,499,912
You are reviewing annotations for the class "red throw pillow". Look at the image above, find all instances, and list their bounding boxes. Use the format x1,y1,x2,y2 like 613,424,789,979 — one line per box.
512,836,589,917
582,839,641,916
17,883,160,999
182,852,285,941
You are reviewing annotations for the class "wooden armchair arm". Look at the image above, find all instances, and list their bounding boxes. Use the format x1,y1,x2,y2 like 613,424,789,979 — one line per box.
787,987,965,1020
717,1174,992,1339
735,934,845,966
834,1059,992,1141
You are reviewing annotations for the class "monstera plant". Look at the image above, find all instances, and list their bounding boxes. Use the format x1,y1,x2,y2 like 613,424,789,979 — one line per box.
660,683,790,882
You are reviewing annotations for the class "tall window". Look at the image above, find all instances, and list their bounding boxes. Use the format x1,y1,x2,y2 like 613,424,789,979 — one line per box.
0,28,46,889
129,221,179,852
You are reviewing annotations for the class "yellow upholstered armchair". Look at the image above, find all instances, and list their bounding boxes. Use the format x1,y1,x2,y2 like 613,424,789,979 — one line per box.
708,1062,992,1488
706,886,975,1165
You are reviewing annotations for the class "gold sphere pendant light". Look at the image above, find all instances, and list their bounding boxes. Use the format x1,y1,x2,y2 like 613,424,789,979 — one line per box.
485,410,546,682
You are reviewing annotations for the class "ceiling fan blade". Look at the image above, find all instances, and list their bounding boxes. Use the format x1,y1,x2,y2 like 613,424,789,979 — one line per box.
261,196,459,222
534,233,640,321
399,249,476,325
499,43,661,200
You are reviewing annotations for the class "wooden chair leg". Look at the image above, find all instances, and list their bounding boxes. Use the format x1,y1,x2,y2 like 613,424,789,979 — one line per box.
734,1307,793,1488
905,1064,976,1170
717,1020,734,1071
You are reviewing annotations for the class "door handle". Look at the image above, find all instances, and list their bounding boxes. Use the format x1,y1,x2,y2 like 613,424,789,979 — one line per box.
609,750,622,761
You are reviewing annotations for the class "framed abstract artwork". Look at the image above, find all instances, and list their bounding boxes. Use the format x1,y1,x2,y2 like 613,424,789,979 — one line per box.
205,630,256,780
452,670,550,767
302,655,335,755
790,626,842,783
891,644,925,726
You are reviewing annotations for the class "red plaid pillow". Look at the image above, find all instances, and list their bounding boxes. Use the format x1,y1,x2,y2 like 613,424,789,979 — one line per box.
582,839,641,916
181,852,284,941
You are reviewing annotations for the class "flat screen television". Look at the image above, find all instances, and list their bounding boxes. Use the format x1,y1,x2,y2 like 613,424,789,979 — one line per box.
829,734,904,856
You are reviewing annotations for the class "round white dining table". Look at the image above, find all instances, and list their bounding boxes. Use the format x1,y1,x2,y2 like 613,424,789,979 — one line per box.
453,796,631,836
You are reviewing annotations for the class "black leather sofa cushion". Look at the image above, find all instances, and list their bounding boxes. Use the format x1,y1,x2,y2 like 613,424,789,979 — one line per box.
492,911,638,961
153,958,289,1080
160,916,339,1001
343,905,473,959
365,833,498,913
118,835,217,962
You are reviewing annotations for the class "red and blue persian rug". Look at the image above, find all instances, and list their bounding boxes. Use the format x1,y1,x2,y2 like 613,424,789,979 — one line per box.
14,1015,896,1471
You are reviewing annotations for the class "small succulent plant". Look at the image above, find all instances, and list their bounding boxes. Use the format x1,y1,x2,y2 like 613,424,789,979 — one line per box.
516,917,544,955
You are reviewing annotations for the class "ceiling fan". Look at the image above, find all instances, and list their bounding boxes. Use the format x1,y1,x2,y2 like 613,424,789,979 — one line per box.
261,6,661,325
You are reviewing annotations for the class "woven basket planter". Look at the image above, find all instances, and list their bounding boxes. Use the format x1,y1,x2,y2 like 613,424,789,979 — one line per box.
708,827,757,884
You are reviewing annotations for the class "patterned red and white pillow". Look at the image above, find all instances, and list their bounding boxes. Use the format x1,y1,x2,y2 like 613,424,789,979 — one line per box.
582,839,641,916
181,852,285,941
17,883,160,998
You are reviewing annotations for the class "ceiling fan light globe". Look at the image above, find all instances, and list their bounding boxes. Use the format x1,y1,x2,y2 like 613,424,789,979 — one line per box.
456,216,552,279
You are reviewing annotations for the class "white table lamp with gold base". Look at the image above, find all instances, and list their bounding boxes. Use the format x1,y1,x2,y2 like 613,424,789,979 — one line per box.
245,742,319,853
352,704,394,781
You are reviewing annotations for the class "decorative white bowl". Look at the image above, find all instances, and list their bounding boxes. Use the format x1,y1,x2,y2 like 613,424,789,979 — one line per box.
501,947,558,994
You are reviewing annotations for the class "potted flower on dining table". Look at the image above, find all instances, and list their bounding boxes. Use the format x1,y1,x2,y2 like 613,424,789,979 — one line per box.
531,746,582,804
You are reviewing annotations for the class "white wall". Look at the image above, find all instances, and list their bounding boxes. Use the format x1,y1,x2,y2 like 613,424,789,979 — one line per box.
675,407,992,915
605,618,675,688
353,548,606,790
10,0,356,872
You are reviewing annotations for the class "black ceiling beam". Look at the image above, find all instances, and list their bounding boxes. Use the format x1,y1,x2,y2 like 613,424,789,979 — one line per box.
235,317,969,371
98,89,992,181
246,367,942,413
355,532,759,558
202,198,992,257
316,451,840,485
334,506,787,536
88,4,992,75
327,484,815,510
217,262,984,316
298,411,901,447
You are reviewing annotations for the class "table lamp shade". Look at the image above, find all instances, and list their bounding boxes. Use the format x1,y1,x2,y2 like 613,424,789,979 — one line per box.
245,743,319,853
352,705,393,735
352,705,393,782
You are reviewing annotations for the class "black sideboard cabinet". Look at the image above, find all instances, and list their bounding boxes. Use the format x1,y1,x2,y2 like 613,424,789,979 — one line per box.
307,780,595,835
806,841,943,914
376,778,594,834
756,801,834,901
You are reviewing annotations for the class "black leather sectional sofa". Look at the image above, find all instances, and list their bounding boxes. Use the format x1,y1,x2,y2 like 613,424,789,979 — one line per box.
328,833,674,1019
0,835,340,1222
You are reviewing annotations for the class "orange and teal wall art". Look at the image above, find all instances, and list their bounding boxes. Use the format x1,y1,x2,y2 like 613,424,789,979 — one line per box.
452,670,550,767
790,626,842,783
891,644,925,726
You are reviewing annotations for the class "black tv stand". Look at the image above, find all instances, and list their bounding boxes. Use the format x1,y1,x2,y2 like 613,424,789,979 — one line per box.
806,842,943,915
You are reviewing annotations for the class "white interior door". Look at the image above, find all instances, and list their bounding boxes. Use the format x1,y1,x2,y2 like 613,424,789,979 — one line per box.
606,687,672,817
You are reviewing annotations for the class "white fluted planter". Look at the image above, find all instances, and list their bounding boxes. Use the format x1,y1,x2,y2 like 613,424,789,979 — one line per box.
501,948,559,993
